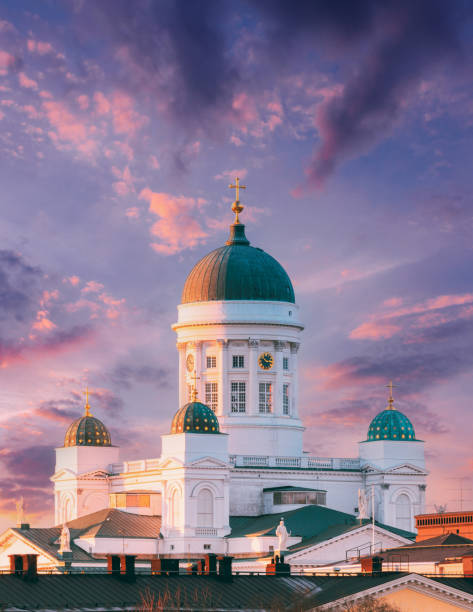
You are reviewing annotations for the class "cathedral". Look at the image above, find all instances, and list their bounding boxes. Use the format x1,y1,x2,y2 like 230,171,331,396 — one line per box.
0,181,427,572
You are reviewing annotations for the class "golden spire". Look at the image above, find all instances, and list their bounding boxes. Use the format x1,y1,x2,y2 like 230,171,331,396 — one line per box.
190,371,200,401
229,176,246,224
84,386,92,416
386,381,396,410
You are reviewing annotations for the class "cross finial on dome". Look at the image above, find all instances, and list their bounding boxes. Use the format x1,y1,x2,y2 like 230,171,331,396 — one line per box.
190,371,200,401
229,176,246,224
84,386,92,416
386,381,396,410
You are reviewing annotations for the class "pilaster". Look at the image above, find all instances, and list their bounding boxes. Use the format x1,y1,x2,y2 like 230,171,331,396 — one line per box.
217,340,229,416
248,339,259,415
290,342,300,417
274,341,284,416
177,342,187,407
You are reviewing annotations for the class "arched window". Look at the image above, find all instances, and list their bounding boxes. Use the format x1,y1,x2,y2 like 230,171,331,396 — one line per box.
197,488,214,527
62,496,72,523
169,488,181,528
396,494,411,531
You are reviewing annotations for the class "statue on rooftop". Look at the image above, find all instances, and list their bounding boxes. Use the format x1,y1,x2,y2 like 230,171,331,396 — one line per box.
276,517,289,553
59,523,71,554
358,488,369,520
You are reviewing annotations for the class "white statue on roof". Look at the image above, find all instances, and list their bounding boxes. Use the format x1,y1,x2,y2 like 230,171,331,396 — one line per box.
276,517,289,553
59,523,71,554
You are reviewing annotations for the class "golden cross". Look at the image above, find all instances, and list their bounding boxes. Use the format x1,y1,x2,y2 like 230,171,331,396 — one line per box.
84,386,91,416
229,177,246,202
386,381,397,408
190,371,200,401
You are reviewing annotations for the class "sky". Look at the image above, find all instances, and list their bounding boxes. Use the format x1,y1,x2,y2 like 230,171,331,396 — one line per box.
1,0,473,531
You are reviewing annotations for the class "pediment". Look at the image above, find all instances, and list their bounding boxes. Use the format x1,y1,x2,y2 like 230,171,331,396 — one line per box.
77,469,110,479
189,456,229,469
385,463,426,475
159,457,184,470
50,468,77,481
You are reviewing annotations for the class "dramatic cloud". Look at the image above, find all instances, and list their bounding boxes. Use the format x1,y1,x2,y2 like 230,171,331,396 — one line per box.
139,188,208,255
108,363,170,390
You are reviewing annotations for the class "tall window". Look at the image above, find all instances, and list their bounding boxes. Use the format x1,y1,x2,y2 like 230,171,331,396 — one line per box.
197,489,214,527
259,382,272,413
205,382,218,412
396,494,411,531
232,355,244,368
206,356,216,368
283,384,289,415
231,382,246,412
283,357,289,370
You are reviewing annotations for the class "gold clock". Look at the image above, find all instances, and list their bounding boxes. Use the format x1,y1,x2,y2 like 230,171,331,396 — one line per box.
258,352,274,370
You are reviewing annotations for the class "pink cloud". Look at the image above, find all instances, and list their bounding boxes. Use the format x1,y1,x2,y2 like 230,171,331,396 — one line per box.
315,362,385,391
111,92,148,136
350,293,473,341
0,50,15,75
18,72,38,90
64,275,80,286
81,281,104,294
32,310,57,332
139,188,208,255
27,40,54,55
149,155,160,170
94,91,111,115
125,207,140,219
77,94,89,110
0,110,4,121
350,320,401,340
21,104,40,119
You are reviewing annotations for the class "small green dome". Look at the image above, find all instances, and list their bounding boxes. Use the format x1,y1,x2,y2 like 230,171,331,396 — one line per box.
367,408,416,441
64,415,111,447
171,401,220,434
181,223,295,304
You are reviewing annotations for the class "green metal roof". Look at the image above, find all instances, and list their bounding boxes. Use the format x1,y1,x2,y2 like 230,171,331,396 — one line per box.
181,223,295,304
227,504,416,544
171,401,220,434
64,415,111,447
366,407,416,441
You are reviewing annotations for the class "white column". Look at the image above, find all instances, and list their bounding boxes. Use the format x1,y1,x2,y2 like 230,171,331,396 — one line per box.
290,342,300,418
177,342,187,407
248,339,259,415
274,341,284,416
218,339,229,416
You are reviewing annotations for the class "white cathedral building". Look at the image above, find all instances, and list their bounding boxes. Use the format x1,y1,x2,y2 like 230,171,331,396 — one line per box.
0,185,427,572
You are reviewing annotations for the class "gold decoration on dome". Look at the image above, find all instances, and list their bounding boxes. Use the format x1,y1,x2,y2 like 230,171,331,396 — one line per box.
386,381,397,410
229,176,246,224
84,387,92,417
190,371,200,401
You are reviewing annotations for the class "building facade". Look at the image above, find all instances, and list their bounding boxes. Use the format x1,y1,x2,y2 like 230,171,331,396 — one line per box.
50,186,427,558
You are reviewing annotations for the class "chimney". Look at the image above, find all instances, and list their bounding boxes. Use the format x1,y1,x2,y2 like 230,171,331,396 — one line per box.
107,554,136,581
151,558,179,576
204,553,217,575
266,554,290,576
217,556,233,582
361,555,383,575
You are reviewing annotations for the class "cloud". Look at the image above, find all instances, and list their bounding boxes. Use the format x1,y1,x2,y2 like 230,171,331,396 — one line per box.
139,188,208,255
350,292,473,341
108,362,170,390
214,168,248,181
18,72,38,90
27,39,55,55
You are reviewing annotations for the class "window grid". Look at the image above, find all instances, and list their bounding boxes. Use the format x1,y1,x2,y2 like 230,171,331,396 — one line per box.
205,382,218,412
231,382,246,413
259,382,272,413
283,383,289,415
283,357,289,370
206,356,216,368
232,355,244,368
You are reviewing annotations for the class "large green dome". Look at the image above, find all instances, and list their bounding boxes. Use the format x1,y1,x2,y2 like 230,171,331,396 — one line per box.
181,223,295,304
367,408,416,441
171,401,220,434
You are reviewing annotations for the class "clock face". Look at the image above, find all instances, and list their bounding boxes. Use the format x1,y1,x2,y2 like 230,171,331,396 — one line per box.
186,354,195,372
258,352,274,370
